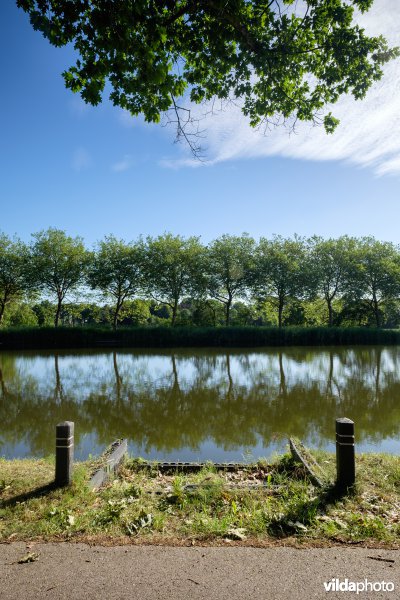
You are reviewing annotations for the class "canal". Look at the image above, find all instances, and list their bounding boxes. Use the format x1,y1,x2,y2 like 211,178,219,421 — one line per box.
0,346,399,461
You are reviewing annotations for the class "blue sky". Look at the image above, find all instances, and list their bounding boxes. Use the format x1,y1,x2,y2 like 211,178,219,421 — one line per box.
1,0,400,246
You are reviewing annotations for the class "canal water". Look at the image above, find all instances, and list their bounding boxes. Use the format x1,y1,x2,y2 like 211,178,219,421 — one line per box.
0,346,399,461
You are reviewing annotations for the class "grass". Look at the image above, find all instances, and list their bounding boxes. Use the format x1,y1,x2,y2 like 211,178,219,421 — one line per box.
1,452,399,546
1,325,400,350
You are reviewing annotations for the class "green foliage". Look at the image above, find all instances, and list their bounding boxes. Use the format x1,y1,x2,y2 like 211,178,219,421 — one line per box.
2,303,38,327
207,234,255,325
230,302,257,326
282,299,305,326
87,235,143,329
149,302,172,322
2,231,400,330
119,299,151,326
253,235,306,327
308,236,356,326
30,228,89,326
302,298,327,327
0,233,32,326
17,0,399,156
32,301,113,327
32,300,58,327
345,237,400,328
142,233,205,325
191,298,225,327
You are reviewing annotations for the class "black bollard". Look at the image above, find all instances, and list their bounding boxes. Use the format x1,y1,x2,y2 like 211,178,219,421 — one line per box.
336,418,355,491
55,421,74,487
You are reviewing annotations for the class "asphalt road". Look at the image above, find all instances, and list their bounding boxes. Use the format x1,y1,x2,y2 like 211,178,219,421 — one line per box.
1,543,399,600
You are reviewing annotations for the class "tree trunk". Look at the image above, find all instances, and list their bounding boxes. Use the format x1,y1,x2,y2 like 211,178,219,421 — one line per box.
373,295,381,328
113,350,122,403
208,301,217,327
54,354,64,403
225,294,232,326
113,297,125,330
0,367,6,396
171,354,180,392
54,298,62,327
113,306,119,330
327,297,333,327
226,354,233,402
0,291,11,326
375,348,381,402
171,299,178,326
326,351,334,396
278,298,284,328
278,352,287,396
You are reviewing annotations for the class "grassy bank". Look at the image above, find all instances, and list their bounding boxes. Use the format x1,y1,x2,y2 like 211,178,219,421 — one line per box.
1,325,400,350
1,452,399,546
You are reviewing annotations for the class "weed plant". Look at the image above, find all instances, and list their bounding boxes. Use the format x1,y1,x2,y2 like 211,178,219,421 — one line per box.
1,452,399,545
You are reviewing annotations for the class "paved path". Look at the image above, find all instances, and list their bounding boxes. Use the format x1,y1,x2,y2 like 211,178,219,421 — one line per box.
1,543,399,599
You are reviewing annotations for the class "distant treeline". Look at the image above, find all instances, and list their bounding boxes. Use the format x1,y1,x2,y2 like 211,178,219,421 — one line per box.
1,229,400,330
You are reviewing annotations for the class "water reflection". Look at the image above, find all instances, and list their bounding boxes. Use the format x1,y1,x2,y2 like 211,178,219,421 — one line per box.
0,347,400,460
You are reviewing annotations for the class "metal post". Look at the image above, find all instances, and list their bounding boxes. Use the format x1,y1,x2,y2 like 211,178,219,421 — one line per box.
55,421,74,486
336,418,355,490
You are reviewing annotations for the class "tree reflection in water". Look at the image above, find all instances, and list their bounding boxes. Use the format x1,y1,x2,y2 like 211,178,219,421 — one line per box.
0,346,400,459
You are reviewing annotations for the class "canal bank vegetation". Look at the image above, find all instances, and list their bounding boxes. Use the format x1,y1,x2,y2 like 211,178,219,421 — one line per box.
2,230,400,332
1,452,399,546
1,325,400,350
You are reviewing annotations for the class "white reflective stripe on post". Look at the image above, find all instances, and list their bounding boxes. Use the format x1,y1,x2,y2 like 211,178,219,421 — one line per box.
56,435,74,448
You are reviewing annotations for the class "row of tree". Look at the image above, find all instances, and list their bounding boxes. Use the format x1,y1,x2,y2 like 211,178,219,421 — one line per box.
1,229,400,329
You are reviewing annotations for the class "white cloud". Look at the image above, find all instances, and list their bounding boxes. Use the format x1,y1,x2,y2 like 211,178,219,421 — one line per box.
162,0,400,176
72,147,92,171
111,154,135,172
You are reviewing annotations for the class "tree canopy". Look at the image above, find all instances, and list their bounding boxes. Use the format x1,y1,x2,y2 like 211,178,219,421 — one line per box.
141,233,204,325
16,0,399,155
31,228,89,326
88,235,143,329
3,229,400,328
207,234,255,325
254,235,306,327
308,236,356,326
0,234,31,325
345,237,400,328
